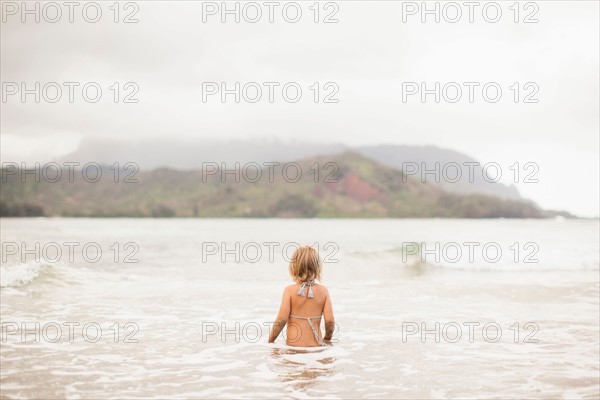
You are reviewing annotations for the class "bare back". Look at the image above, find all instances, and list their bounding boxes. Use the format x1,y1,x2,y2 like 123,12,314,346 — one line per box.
269,280,335,347
286,283,333,346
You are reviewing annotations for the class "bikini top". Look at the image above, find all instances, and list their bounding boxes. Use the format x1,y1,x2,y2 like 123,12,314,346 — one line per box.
296,279,316,298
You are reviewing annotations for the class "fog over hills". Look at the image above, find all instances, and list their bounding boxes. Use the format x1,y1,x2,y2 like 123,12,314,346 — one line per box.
59,139,521,200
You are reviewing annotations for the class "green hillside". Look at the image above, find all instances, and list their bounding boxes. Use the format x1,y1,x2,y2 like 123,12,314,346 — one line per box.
0,152,548,218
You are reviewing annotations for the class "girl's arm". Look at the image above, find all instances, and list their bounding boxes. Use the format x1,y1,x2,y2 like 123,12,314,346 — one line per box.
322,289,335,341
268,287,291,343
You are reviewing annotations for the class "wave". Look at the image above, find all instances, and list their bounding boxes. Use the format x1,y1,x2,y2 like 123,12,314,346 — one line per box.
0,261,53,288
351,245,599,272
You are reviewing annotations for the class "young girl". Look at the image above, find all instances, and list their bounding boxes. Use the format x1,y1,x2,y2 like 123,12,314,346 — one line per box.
268,246,335,347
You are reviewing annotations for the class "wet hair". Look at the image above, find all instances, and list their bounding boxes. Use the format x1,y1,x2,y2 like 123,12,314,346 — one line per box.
288,246,322,283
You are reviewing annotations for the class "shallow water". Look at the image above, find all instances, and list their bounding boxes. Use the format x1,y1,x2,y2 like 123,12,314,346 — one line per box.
1,218,599,399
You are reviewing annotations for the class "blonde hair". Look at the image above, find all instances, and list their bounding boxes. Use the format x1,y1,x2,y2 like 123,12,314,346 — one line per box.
289,246,322,283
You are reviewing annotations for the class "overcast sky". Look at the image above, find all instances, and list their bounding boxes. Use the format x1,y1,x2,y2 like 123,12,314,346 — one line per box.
1,1,598,216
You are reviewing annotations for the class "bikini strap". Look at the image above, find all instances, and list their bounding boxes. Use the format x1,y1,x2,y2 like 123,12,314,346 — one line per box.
297,280,316,298
289,314,328,346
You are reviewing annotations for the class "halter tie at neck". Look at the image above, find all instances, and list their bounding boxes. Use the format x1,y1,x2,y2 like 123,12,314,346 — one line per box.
297,280,316,298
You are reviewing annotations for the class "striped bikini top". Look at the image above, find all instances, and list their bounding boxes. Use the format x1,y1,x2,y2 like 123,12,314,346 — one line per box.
289,280,328,346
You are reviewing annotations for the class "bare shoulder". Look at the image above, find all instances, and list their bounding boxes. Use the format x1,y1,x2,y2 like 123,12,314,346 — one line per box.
316,283,330,295
284,284,297,293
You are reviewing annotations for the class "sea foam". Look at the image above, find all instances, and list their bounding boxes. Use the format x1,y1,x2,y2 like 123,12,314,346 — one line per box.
0,261,53,288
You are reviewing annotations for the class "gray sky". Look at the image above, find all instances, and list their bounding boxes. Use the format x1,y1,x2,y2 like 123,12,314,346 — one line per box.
1,1,599,216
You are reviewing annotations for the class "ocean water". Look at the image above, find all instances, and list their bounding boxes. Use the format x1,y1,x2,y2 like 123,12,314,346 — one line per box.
1,218,598,399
